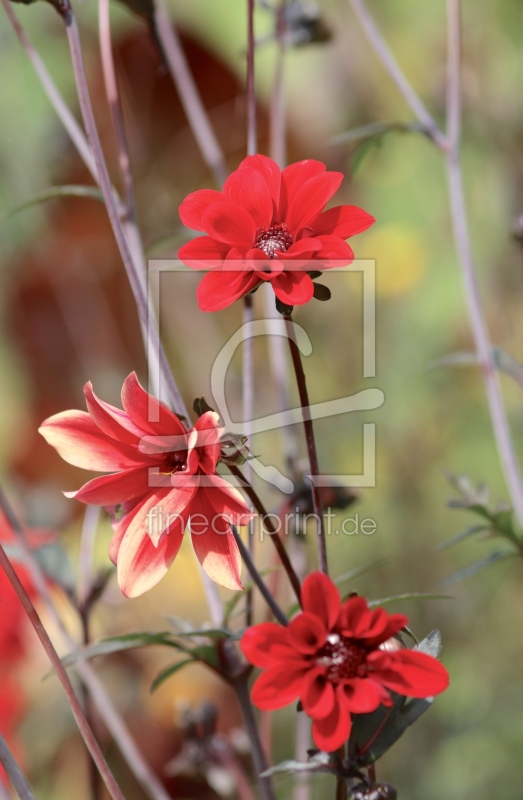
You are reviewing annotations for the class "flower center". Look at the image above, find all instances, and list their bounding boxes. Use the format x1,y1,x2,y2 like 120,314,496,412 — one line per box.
165,449,188,474
316,633,368,682
255,223,293,259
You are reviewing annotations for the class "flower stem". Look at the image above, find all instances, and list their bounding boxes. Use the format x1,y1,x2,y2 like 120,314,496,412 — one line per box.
62,1,188,417
98,0,137,221
247,0,257,156
0,734,36,800
284,318,328,574
347,0,523,529
0,487,172,800
444,0,523,528
233,676,276,800
0,543,126,800
243,294,255,627
346,0,447,150
231,527,289,626
229,465,302,603
335,776,346,800
153,0,228,188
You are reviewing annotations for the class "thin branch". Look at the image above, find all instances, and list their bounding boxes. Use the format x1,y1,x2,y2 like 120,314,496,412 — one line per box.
63,2,188,418
346,0,448,151
443,0,523,526
0,733,36,800
243,294,255,627
231,527,288,626
153,0,228,188
0,543,126,800
98,0,136,220
77,504,100,607
233,677,276,800
284,318,328,574
0,487,173,800
269,3,286,168
229,465,302,604
1,0,98,183
247,0,257,156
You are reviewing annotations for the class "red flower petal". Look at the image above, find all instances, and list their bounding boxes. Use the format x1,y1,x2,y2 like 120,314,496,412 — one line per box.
240,624,298,668
341,595,374,637
311,695,352,752
224,167,273,230
39,411,144,472
369,650,450,698
84,382,142,443
278,237,323,264
178,236,230,269
196,269,259,311
116,491,187,598
288,612,327,654
239,154,281,209
315,235,354,267
285,172,343,233
338,677,390,713
271,271,314,306
301,572,341,630
251,664,308,711
280,160,326,220
311,205,375,238
193,411,223,474
179,189,226,231
121,372,186,438
300,667,335,720
189,492,243,590
202,200,257,247
364,613,408,648
64,467,149,506
204,474,254,524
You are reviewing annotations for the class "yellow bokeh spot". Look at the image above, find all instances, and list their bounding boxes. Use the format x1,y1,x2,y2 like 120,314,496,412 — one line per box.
359,224,427,296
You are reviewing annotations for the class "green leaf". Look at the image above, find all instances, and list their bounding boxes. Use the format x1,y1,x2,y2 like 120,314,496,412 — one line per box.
492,348,523,389
436,524,490,551
60,632,181,667
367,593,452,608
439,550,516,587
426,350,478,372
150,659,194,692
350,693,433,766
3,185,104,220
334,559,390,586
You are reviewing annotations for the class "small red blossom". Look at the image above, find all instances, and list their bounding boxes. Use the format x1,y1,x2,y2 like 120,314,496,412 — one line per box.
178,155,374,311
240,572,449,753
39,373,253,598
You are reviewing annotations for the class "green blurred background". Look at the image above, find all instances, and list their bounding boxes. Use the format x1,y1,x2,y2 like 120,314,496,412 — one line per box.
1,0,523,798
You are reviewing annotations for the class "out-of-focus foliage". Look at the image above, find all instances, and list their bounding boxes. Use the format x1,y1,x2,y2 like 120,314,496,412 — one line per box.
1,1,523,798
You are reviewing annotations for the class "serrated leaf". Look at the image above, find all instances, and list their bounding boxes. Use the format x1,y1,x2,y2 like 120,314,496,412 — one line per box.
3,185,104,220
436,524,489,551
439,550,516,587
150,659,195,692
367,593,452,609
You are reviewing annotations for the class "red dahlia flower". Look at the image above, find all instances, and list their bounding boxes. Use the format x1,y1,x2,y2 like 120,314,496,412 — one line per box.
240,572,449,752
178,155,374,311
39,373,253,598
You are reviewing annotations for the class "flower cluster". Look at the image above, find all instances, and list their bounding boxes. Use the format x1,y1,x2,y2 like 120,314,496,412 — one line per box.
240,572,449,752
178,155,374,311
39,373,253,598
